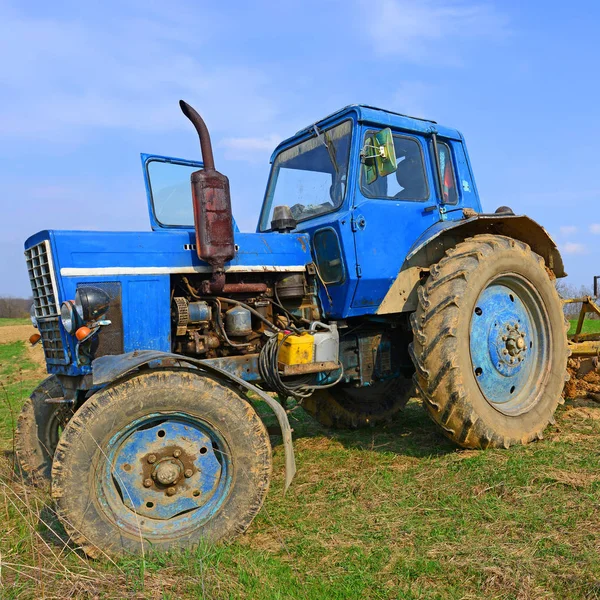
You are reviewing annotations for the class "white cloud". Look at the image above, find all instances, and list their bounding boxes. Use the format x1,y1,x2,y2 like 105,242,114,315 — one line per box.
560,225,578,236
0,4,279,144
563,242,587,255
361,0,509,63
220,134,282,162
590,224,600,234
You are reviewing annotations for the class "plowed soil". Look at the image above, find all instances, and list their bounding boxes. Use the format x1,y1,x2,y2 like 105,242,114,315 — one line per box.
565,358,600,400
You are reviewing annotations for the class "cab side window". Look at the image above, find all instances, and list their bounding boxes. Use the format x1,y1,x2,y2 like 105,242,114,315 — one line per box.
437,142,458,204
361,135,428,201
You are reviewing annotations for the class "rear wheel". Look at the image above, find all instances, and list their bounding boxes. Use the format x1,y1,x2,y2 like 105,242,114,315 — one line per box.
16,376,73,484
410,234,569,448
302,376,414,429
52,370,272,557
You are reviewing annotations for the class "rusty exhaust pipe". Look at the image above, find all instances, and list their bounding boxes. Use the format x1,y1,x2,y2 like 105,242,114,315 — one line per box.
180,100,235,294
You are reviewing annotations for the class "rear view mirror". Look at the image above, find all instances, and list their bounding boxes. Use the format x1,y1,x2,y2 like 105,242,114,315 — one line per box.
361,128,397,184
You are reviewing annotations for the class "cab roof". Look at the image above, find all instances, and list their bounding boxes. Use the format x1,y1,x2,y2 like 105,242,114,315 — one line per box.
270,104,463,162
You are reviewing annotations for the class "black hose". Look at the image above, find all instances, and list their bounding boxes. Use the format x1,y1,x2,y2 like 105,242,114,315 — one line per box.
258,333,344,400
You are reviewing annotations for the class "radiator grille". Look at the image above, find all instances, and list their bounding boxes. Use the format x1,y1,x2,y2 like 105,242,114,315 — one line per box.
25,241,69,364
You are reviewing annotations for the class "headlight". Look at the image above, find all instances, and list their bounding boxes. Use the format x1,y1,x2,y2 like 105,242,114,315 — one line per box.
75,286,111,322
60,301,77,334
30,304,38,329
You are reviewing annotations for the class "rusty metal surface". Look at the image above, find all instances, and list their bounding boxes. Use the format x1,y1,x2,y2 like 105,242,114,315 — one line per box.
180,100,235,278
179,100,215,171
221,282,268,294
566,296,600,358
569,340,600,358
92,350,296,491
278,360,339,376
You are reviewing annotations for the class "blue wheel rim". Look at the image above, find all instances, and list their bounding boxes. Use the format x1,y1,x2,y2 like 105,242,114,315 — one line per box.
469,274,550,415
97,412,232,539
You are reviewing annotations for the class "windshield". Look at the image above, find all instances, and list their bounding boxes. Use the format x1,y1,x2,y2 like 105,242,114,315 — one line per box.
260,120,352,230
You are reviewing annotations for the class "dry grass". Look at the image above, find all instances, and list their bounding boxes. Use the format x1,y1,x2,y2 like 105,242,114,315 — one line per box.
1,340,600,599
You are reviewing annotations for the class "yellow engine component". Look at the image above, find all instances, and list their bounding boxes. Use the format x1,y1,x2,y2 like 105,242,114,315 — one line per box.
277,332,314,366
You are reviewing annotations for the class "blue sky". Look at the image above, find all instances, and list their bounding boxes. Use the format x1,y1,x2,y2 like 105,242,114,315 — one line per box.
1,0,598,297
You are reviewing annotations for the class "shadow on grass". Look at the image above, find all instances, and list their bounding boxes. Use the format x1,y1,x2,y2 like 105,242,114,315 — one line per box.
267,399,456,460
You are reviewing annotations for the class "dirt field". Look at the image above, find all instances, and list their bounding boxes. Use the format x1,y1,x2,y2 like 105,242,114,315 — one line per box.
0,323,35,345
0,324,46,374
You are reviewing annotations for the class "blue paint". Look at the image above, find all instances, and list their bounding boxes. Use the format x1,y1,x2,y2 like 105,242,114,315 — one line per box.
469,276,549,412
100,412,231,534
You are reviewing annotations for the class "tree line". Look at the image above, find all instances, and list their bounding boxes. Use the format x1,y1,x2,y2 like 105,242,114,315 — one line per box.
0,296,32,319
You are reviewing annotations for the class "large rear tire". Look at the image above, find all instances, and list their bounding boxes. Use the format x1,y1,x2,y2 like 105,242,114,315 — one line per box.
410,234,569,449
302,376,414,429
52,370,272,557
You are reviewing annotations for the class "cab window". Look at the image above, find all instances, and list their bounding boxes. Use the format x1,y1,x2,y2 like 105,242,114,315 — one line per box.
361,134,428,201
437,141,458,204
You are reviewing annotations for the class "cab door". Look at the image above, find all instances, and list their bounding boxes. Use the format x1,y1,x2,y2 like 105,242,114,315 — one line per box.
350,129,460,311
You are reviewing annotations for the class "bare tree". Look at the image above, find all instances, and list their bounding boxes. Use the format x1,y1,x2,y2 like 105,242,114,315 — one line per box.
556,281,598,320
0,296,32,319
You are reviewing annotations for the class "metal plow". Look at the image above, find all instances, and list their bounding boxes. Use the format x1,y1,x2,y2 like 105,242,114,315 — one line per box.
564,279,600,400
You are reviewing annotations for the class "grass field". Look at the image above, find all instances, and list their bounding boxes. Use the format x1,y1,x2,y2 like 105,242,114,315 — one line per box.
0,318,30,327
569,318,600,336
1,342,600,599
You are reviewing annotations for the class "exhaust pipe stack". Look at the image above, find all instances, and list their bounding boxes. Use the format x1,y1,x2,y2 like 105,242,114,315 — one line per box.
180,100,235,294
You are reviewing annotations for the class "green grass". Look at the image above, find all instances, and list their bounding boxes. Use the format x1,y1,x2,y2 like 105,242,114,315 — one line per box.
1,342,600,599
569,318,600,336
0,317,30,327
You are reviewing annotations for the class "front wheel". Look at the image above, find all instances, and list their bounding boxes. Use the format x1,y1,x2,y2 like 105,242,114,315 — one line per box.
410,234,569,449
51,370,272,557
16,376,74,484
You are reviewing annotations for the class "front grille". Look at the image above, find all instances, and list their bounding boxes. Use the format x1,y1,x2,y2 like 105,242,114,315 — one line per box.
25,241,69,364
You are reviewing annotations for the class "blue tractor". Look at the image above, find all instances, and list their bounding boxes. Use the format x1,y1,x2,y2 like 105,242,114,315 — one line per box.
17,101,569,556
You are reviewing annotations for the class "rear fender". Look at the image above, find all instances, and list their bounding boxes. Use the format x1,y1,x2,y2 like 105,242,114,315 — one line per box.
377,214,565,315
91,350,296,492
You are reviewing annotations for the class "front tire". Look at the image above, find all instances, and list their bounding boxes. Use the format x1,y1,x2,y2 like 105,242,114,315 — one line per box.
410,234,568,449
15,376,73,484
52,370,272,557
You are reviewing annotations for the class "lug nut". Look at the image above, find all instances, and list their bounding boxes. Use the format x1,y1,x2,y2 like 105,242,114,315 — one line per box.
173,449,181,458
515,323,519,329
166,487,177,497
502,336,507,341
503,349,508,355
143,479,153,488
147,454,157,464
184,469,193,478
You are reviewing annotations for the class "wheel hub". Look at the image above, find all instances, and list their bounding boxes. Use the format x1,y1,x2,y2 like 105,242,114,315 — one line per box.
152,459,183,486
469,277,547,412
500,323,527,362
108,419,224,520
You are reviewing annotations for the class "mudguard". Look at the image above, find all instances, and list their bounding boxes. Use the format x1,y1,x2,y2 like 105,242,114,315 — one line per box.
378,213,565,315
407,213,565,276
92,350,296,492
